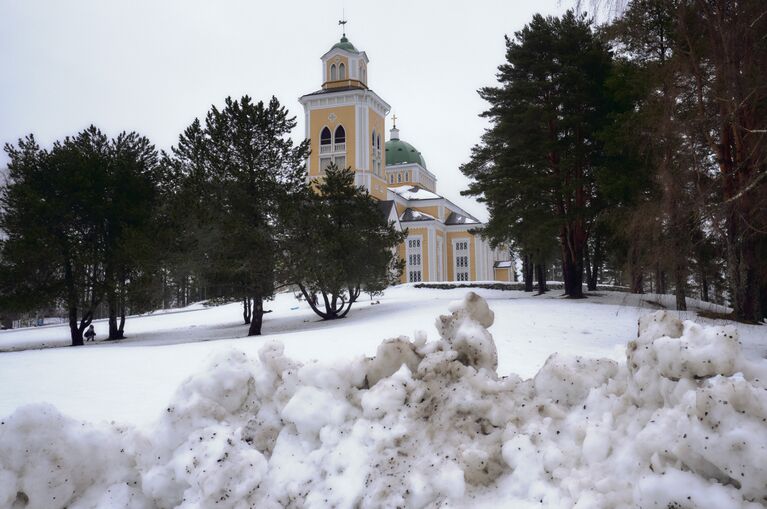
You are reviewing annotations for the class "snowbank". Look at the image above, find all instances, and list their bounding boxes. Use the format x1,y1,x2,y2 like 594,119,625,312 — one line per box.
1,293,765,508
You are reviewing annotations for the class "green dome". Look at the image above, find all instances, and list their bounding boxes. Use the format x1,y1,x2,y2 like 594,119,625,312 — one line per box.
332,36,356,52
385,139,427,169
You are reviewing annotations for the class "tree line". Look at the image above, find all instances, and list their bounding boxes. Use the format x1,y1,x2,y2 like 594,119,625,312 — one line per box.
0,96,403,345
461,0,766,322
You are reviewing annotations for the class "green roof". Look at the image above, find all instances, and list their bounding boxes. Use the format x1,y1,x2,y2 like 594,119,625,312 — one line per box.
332,36,357,52
385,139,427,168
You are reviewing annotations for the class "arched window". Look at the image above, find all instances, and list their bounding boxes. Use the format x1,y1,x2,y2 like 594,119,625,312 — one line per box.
371,130,376,147
339,63,346,80
376,134,381,149
334,125,345,145
320,127,332,146
330,64,337,81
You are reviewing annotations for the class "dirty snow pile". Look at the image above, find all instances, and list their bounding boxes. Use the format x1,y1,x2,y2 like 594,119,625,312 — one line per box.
1,292,766,508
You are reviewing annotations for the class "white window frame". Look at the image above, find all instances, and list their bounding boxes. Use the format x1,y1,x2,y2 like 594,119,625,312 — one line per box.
437,236,444,281
406,235,423,283
453,239,470,282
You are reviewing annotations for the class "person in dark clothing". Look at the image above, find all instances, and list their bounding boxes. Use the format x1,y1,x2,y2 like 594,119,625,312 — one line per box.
84,324,96,342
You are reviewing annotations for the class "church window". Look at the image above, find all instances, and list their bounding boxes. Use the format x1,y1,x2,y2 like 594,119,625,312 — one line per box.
397,173,402,183
339,63,346,80
334,125,346,152
335,155,346,169
320,127,332,154
321,127,331,144
330,64,337,81
454,240,470,282
407,237,423,283
372,130,382,176
320,157,332,174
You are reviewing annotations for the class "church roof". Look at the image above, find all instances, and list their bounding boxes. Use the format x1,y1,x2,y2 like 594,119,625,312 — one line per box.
445,211,480,225
301,86,364,97
389,185,441,201
385,139,427,168
331,36,357,52
377,200,396,218
399,208,436,222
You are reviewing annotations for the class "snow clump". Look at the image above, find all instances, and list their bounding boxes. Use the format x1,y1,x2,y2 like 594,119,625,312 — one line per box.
1,292,766,508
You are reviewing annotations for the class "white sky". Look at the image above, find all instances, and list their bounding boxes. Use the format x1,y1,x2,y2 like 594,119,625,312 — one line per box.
0,0,564,221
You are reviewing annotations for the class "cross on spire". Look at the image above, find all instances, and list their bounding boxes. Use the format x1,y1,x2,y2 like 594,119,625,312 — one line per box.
392,114,398,129
338,13,347,37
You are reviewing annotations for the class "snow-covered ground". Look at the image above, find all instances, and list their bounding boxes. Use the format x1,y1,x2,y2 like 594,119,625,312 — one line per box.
0,285,765,508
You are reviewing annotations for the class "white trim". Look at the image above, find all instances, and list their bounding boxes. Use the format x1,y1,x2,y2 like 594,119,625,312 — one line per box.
304,109,311,175
428,228,436,281
299,89,391,119
436,236,444,281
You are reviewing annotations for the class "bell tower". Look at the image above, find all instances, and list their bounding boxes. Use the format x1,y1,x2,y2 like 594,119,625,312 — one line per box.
298,24,391,200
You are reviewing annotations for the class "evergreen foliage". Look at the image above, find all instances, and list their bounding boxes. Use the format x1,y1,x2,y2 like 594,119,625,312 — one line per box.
284,163,405,320
463,1,766,320
461,11,614,298
166,96,309,335
0,127,162,345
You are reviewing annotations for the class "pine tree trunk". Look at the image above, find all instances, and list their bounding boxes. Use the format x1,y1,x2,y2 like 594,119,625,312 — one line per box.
243,297,252,324
628,245,644,294
586,235,602,292
107,290,120,340
118,302,126,338
674,266,687,311
248,295,264,336
535,263,546,295
726,232,760,322
654,265,666,295
64,259,83,346
700,267,709,302
523,254,533,292
68,306,82,346
560,226,585,299
585,244,594,291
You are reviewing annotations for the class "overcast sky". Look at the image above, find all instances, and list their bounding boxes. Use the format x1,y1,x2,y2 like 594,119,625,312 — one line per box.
0,0,565,220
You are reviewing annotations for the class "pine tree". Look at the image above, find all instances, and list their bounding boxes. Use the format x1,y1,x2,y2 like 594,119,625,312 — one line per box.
102,132,162,339
1,129,108,345
168,96,309,335
284,163,405,319
0,127,163,344
461,11,613,298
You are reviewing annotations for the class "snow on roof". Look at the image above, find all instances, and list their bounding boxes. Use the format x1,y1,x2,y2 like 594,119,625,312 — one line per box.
399,208,436,222
445,211,480,225
389,185,441,201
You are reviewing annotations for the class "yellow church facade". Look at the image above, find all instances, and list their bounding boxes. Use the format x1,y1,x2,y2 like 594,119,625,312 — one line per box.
299,34,512,283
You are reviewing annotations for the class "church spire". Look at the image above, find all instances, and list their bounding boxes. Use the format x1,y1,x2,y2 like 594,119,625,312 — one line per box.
390,116,400,140
338,12,347,38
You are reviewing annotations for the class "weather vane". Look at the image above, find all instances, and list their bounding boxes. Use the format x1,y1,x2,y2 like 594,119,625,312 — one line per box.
339,11,347,37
